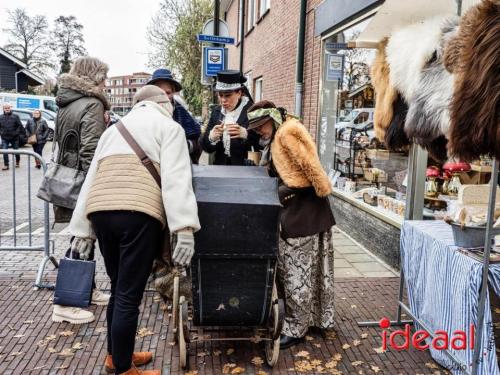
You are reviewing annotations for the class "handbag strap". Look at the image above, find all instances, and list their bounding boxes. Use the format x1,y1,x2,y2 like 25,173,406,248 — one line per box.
116,121,162,188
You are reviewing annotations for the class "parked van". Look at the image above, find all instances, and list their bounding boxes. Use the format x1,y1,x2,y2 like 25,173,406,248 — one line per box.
335,108,374,130
0,92,58,115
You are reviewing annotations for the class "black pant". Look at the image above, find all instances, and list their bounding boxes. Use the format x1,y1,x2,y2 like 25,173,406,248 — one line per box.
89,211,162,374
2,138,20,166
32,143,45,158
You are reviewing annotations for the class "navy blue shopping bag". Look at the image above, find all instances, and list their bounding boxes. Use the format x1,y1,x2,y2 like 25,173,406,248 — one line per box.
53,252,95,308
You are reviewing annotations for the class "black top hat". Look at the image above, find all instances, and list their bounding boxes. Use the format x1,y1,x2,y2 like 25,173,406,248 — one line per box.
214,70,247,92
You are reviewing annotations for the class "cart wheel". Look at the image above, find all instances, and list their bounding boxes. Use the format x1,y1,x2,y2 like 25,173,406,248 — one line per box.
265,336,280,366
172,275,180,339
178,296,188,369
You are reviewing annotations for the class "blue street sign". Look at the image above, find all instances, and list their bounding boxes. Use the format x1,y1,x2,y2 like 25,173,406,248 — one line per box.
17,97,40,109
325,42,348,50
204,47,225,77
326,54,344,82
197,34,235,45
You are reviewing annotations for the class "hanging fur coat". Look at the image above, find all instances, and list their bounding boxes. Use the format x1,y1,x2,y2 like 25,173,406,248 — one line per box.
444,0,500,161
371,38,398,141
404,17,459,162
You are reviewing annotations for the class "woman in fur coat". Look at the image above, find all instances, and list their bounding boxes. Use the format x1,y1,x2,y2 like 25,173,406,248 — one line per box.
247,101,336,349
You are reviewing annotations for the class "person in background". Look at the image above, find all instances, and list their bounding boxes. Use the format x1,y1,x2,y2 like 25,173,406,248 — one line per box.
0,103,24,170
201,70,259,166
27,110,49,169
69,85,200,375
51,56,111,325
247,100,336,349
148,68,202,164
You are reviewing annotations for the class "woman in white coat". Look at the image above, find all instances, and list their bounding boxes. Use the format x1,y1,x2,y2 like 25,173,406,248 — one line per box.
68,85,200,375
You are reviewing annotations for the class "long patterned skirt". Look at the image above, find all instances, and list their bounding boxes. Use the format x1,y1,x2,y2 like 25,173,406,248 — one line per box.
278,228,335,338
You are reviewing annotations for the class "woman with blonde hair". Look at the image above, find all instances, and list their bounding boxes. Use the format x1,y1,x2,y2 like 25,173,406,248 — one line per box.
247,100,336,349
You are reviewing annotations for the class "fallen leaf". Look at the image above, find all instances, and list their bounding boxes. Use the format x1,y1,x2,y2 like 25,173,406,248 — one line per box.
351,305,357,309
58,348,74,357
257,371,268,375
316,366,325,373
13,334,25,338
159,303,168,311
23,320,34,324
313,343,321,348
305,335,314,341
426,362,440,369
325,360,338,369
226,348,235,355
56,365,69,370
213,350,222,356
46,334,57,341
251,357,264,366
197,351,209,357
48,348,57,353
168,342,175,346
222,363,236,374
374,346,386,354
294,360,315,372
333,354,342,361
231,367,245,374
95,327,107,333
353,339,361,347
29,365,46,371
295,350,310,358
360,333,368,339
342,343,351,350
10,351,23,356
325,330,337,340
72,342,84,350
371,365,381,373
136,328,154,338
59,330,74,337
185,371,198,375
250,335,262,343
216,303,225,311
310,359,322,366
352,361,364,367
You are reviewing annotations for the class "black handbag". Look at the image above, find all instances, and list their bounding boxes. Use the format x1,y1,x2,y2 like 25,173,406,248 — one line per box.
53,251,95,307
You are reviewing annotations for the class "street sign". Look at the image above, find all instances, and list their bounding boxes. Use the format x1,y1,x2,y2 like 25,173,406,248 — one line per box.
203,46,225,77
197,34,235,45
325,42,348,50
202,19,230,37
326,54,344,82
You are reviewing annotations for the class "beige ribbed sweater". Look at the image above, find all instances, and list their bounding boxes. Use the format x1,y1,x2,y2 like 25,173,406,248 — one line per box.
86,154,166,227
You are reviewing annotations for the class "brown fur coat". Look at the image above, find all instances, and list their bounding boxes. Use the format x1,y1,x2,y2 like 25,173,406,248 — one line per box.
445,0,500,161
271,118,332,197
371,38,398,141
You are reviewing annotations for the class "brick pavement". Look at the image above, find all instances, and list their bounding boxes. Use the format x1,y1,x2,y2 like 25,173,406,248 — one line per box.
0,277,447,375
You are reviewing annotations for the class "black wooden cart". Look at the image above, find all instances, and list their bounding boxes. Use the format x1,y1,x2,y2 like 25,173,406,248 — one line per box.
172,165,284,369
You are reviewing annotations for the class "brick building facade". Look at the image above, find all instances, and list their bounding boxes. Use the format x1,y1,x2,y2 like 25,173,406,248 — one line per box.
223,0,323,138
105,72,151,115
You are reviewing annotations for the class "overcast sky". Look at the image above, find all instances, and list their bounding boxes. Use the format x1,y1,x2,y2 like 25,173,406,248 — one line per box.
0,0,162,78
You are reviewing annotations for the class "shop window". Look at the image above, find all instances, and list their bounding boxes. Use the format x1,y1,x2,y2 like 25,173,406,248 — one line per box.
317,17,409,224
254,77,263,102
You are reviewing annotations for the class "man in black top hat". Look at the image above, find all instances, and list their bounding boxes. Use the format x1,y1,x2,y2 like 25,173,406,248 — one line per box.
148,68,202,164
200,70,259,166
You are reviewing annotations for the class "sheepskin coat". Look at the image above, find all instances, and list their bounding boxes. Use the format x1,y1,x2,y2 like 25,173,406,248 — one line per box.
386,16,454,103
445,0,500,161
371,38,398,141
404,17,458,161
271,117,332,198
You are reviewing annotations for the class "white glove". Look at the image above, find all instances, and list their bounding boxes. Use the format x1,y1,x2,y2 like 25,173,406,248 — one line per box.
70,237,94,260
173,231,195,266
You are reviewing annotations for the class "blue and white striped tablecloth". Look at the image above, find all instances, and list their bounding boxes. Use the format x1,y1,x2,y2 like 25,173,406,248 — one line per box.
401,220,500,375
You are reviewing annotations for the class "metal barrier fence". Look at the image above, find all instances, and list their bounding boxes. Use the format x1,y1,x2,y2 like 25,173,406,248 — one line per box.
0,149,58,289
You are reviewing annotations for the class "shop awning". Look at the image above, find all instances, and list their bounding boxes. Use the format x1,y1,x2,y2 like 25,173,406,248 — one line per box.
348,0,458,48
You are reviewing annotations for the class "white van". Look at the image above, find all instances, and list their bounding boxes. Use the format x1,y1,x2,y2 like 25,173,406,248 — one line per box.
0,92,58,115
335,108,374,130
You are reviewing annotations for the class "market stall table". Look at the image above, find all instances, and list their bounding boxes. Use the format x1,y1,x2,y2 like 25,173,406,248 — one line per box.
401,220,500,374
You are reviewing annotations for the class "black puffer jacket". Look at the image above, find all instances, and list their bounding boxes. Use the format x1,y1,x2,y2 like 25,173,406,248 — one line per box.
27,118,50,144
0,113,24,141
